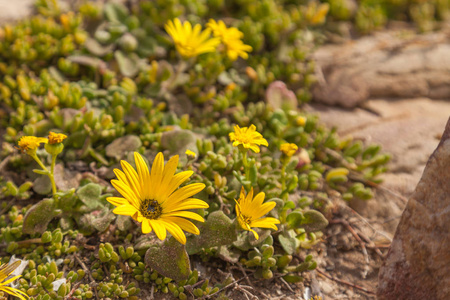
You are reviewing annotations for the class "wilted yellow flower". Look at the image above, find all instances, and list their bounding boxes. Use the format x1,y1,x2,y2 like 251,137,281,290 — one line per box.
17,136,48,155
165,18,220,58
48,132,67,144
0,261,29,300
185,149,196,158
235,187,280,240
108,152,209,244
280,143,298,157
306,2,329,25
206,19,252,61
229,124,268,153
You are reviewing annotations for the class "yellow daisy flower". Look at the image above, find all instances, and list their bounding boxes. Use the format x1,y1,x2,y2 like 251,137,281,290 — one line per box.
280,143,298,157
164,18,220,58
107,152,209,244
48,132,67,144
0,261,29,300
206,19,243,40
229,124,268,153
224,38,252,60
206,19,252,61
235,187,280,240
17,136,48,155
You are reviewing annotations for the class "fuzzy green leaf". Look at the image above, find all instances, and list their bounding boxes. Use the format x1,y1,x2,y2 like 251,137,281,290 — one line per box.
186,211,237,255
145,237,191,282
76,183,102,210
299,210,329,232
23,198,58,234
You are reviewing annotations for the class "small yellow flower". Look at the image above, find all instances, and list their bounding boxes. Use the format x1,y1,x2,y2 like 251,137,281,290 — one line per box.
207,19,243,40
235,187,280,240
185,149,196,158
229,124,268,153
280,143,298,157
48,132,67,144
108,152,209,244
17,136,48,155
206,19,252,61
224,39,253,61
0,260,29,300
165,18,220,58
296,116,306,126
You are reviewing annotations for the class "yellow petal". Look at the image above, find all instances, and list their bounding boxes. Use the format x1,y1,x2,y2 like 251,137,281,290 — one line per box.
141,219,152,234
163,221,187,244
252,192,265,207
134,152,150,199
120,160,142,198
163,211,204,222
1,286,29,300
111,180,140,208
149,219,167,241
165,183,205,205
0,261,20,281
106,197,128,207
113,205,137,216
1,274,21,285
250,217,280,230
149,152,164,199
113,169,141,201
162,170,193,200
164,217,200,235
164,198,208,213
159,155,179,199
249,229,259,240
252,201,277,219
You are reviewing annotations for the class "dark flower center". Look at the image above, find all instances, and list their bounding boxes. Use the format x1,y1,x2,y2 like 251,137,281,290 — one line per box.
141,199,162,219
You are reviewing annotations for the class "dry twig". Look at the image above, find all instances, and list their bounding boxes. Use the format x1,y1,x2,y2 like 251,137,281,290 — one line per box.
64,282,81,300
279,276,295,294
331,219,370,278
74,254,99,300
203,276,248,299
316,268,376,295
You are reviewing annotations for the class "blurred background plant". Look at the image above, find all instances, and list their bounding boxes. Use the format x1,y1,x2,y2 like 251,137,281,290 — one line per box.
323,0,450,34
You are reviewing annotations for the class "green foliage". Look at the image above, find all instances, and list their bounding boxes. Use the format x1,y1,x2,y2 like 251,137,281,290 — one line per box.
0,0,395,298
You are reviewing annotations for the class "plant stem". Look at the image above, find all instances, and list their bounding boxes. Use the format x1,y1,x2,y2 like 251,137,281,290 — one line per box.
241,150,250,183
31,153,49,173
50,155,57,197
281,164,287,201
31,153,57,196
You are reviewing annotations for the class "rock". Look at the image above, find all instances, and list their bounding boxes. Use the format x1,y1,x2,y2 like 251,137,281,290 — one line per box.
266,81,298,111
307,98,450,196
105,135,142,160
377,117,450,300
160,129,197,156
313,29,450,107
0,0,34,24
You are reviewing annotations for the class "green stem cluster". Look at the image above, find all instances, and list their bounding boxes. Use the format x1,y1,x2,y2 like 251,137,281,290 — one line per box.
30,153,57,196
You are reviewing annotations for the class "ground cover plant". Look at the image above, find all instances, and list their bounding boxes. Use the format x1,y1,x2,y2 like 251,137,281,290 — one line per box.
0,0,393,299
